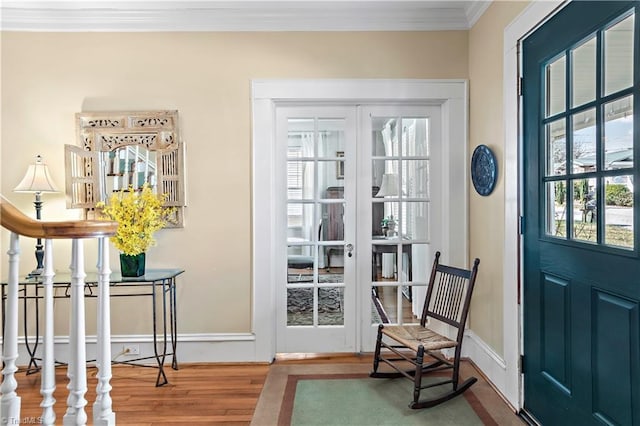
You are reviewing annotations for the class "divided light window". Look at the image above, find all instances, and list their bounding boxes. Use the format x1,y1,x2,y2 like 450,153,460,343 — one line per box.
543,10,636,249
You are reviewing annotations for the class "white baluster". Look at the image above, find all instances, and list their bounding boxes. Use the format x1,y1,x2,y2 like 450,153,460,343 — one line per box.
93,237,115,425
63,239,88,426
1,233,22,425
40,239,56,425
64,241,78,422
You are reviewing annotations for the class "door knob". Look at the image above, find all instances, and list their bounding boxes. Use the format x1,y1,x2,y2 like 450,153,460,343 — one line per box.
345,243,354,257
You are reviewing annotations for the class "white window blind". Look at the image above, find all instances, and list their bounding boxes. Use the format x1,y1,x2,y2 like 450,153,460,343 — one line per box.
287,146,303,224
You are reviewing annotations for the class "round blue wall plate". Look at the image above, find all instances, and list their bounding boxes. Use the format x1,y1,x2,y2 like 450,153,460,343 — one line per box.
471,145,497,196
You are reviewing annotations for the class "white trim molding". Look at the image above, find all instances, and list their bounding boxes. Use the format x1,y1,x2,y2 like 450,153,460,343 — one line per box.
462,330,510,402
502,0,565,410
465,0,492,28
252,78,469,361
1,0,492,32
13,333,258,366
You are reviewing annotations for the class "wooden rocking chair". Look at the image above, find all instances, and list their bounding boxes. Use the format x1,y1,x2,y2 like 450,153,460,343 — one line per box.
370,251,480,409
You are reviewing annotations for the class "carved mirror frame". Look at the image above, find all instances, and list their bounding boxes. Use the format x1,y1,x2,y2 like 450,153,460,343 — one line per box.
66,110,185,227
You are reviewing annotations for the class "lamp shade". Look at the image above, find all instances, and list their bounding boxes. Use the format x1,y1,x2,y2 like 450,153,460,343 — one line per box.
375,173,399,197
14,155,59,193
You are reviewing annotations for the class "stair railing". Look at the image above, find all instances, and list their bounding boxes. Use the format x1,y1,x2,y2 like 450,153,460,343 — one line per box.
0,195,118,426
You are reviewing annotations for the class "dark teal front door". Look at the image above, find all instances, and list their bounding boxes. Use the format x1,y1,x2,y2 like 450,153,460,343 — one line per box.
523,1,640,424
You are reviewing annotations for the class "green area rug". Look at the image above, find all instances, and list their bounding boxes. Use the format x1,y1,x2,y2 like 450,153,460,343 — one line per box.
283,374,489,426
251,362,522,426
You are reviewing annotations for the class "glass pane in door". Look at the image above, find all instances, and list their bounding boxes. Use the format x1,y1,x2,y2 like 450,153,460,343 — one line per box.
287,288,314,326
546,55,566,117
571,37,596,107
402,118,428,156
546,181,568,238
545,118,566,176
572,108,596,166
603,96,634,249
287,244,315,283
373,286,399,323
286,116,347,327
604,96,633,170
318,287,344,325
370,114,429,326
400,202,429,240
317,119,346,158
605,174,634,248
402,160,429,198
604,14,634,96
571,178,597,243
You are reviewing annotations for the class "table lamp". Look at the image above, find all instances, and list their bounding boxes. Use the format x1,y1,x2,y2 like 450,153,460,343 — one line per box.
375,173,399,197
376,173,400,238
14,155,60,276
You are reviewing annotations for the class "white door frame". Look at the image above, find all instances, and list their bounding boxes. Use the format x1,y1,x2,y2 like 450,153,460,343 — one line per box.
501,0,565,410
251,79,469,361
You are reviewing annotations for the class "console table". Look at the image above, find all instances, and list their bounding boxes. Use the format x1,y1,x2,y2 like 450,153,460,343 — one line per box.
371,237,413,281
1,268,184,387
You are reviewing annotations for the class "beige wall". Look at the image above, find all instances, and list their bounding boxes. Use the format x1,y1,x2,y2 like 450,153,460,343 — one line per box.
1,31,468,336
468,1,529,356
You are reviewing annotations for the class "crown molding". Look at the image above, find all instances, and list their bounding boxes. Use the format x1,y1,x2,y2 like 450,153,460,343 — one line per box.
0,1,492,32
465,0,491,28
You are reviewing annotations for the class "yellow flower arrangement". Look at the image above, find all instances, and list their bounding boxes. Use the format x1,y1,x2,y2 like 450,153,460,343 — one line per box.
97,185,173,256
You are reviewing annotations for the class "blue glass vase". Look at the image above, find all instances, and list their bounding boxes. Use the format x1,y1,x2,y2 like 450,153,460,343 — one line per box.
120,253,146,277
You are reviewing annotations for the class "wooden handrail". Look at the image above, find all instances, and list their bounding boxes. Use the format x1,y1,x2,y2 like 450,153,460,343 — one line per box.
1,195,119,425
0,195,118,239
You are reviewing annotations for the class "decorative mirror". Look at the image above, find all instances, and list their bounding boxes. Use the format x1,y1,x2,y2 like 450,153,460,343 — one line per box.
65,110,185,227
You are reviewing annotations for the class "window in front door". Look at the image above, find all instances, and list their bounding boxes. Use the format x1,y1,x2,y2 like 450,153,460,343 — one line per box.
544,11,635,249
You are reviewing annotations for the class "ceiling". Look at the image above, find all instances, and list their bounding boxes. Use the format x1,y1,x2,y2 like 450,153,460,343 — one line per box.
0,1,492,32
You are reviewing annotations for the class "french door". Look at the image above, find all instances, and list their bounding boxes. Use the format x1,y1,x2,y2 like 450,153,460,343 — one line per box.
275,104,441,353
276,106,358,352
522,1,640,424
358,106,442,351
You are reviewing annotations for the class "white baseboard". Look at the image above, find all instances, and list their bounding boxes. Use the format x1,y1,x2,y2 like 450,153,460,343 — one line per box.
14,333,264,367
171,333,260,363
462,330,514,408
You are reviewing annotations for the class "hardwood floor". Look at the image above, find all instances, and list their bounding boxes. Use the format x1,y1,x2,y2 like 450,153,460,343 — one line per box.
11,353,516,425
14,363,270,425
374,285,419,324
12,354,371,425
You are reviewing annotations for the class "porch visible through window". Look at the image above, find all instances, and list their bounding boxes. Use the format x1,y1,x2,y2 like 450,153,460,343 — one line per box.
544,10,635,250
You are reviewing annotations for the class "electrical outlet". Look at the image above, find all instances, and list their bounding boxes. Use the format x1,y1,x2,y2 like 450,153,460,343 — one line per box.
123,344,140,356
